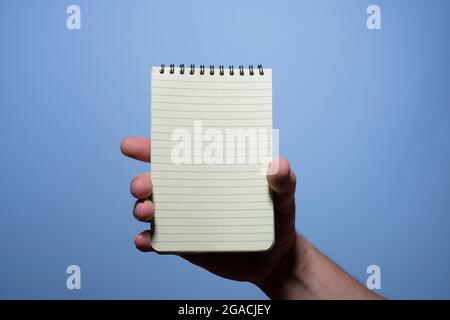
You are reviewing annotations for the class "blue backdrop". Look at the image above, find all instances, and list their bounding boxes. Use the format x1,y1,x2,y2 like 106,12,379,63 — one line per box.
1,0,449,299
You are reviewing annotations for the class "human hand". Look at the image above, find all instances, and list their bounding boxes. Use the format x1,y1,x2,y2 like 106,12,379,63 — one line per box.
120,137,299,287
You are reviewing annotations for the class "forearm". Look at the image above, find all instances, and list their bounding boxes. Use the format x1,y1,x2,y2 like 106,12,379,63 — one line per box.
257,234,382,300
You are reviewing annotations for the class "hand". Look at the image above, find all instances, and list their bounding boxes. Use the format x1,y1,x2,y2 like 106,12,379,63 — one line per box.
121,137,382,299
120,137,299,287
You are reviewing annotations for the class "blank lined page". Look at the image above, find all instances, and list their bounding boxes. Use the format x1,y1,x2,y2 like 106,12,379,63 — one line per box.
150,66,274,252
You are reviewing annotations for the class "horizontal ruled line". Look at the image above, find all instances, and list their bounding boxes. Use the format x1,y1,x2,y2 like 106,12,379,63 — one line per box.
152,177,266,180
153,101,271,105
151,145,271,149
152,109,271,113
153,186,267,189
156,209,270,212
156,200,271,203
155,192,268,195
156,224,272,227
153,168,268,173
151,138,269,141
152,149,270,153
153,171,264,174
156,232,272,235
152,116,272,120
152,86,271,91
152,149,271,151
152,79,271,84
156,216,272,219
153,240,272,243
153,124,272,128
153,94,272,98
151,163,268,166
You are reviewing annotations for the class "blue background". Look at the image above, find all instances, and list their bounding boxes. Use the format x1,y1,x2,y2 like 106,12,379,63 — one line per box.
1,0,449,299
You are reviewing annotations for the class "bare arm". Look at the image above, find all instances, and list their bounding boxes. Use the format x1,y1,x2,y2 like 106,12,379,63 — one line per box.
258,233,382,299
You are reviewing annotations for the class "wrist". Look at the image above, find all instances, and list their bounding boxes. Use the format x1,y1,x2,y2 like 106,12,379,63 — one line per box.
257,233,384,300
256,233,311,299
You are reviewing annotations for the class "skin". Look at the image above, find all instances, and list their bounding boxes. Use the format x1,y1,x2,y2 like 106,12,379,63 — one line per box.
121,137,382,299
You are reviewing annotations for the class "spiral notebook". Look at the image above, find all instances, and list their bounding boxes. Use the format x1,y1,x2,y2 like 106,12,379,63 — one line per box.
150,64,274,252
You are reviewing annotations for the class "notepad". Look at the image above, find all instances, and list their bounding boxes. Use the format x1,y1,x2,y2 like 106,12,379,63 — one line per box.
150,64,274,252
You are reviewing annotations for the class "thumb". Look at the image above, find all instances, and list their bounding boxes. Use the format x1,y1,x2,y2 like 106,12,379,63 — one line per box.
267,157,297,218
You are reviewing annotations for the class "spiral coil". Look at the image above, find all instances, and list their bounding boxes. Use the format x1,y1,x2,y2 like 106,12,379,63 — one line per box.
159,64,264,76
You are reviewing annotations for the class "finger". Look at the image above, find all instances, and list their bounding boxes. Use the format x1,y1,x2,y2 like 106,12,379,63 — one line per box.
134,230,153,252
130,173,152,199
121,137,151,163
266,157,297,217
133,200,155,222
267,157,296,194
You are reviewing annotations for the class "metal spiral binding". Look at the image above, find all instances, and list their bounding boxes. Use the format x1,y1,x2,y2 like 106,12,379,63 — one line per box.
158,64,264,75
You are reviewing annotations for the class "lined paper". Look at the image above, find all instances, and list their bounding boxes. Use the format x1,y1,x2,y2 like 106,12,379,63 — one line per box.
150,66,274,252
